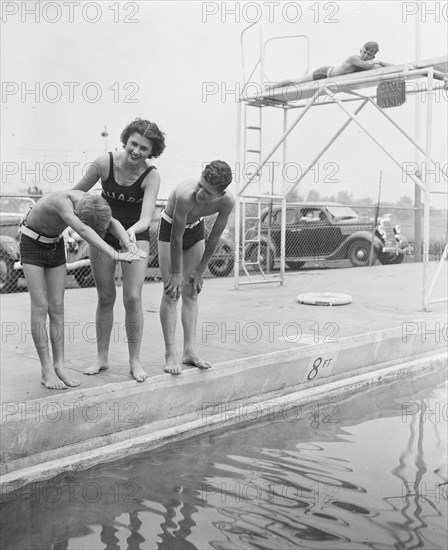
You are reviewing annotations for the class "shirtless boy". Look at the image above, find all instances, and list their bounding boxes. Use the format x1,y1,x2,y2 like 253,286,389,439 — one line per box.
19,190,146,390
269,42,394,89
158,160,234,374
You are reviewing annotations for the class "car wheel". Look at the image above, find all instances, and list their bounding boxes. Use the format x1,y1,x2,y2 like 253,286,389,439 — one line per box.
246,242,275,271
0,251,19,293
348,240,376,267
286,261,305,270
73,267,96,288
208,244,235,277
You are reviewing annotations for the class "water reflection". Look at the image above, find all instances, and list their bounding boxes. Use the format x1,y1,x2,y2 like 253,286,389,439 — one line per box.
387,401,447,550
1,366,446,550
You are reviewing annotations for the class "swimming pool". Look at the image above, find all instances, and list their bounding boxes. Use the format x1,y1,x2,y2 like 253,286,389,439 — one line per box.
1,365,446,550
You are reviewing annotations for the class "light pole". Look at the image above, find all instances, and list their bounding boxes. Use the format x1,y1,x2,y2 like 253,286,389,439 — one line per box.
414,4,422,262
101,125,109,153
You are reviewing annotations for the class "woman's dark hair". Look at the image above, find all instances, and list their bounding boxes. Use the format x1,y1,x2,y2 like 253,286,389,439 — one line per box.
120,118,166,158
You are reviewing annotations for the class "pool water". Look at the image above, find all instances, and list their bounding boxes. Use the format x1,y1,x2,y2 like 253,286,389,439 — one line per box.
1,366,447,550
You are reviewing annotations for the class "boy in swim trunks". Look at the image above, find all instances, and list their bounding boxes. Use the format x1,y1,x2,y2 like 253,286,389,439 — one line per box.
19,190,146,390
268,42,395,89
158,160,234,374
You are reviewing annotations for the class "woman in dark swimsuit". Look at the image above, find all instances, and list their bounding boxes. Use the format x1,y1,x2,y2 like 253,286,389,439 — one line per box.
74,118,166,382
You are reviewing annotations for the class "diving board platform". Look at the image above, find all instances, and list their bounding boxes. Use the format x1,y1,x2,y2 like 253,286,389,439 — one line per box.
250,56,448,104
234,25,447,311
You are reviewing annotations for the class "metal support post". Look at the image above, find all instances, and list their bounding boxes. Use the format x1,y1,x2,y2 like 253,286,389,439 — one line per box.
239,88,322,195
331,95,425,192
286,98,369,198
423,68,434,310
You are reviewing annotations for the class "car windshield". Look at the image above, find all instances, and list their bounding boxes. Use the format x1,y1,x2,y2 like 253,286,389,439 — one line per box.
0,197,35,214
326,206,358,220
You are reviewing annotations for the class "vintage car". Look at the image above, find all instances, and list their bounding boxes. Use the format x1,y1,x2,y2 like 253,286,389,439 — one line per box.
244,202,409,270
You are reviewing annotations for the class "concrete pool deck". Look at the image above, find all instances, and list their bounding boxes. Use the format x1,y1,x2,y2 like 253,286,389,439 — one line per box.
1,262,447,493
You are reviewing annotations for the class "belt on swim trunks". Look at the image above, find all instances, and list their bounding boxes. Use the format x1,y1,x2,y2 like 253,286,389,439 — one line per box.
161,209,203,229
19,225,63,244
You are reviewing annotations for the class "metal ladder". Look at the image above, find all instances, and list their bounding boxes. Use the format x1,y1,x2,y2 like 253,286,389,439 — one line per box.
239,193,285,285
241,195,266,281
235,23,303,288
238,103,285,285
240,103,270,282
243,102,262,175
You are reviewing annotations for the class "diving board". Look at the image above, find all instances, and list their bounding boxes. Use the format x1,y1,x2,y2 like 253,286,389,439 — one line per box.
251,56,448,104
419,55,448,73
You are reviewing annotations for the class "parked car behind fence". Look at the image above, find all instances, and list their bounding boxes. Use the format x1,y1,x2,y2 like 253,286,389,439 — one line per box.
3,196,440,293
244,202,410,270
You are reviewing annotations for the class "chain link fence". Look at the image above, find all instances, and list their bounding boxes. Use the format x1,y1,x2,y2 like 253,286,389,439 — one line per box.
1,195,447,292
238,198,447,274
0,196,235,293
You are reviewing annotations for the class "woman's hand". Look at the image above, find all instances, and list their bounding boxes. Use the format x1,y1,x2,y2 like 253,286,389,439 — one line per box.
124,240,147,260
116,249,148,263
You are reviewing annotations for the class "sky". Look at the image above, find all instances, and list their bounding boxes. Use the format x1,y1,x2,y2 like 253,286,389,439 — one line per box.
1,0,447,203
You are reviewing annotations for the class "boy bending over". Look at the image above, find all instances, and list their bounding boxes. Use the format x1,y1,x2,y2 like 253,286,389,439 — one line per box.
158,160,234,374
19,190,146,390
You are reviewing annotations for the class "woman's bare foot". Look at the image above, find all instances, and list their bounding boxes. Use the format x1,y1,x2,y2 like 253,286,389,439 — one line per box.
183,351,212,370
84,359,109,376
41,370,68,390
164,353,182,375
55,366,81,387
130,361,149,383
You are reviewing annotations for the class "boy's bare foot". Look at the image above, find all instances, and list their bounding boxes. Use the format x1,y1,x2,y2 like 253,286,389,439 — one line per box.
183,351,212,370
164,354,183,375
84,360,109,375
130,361,149,383
41,370,68,390
55,367,81,387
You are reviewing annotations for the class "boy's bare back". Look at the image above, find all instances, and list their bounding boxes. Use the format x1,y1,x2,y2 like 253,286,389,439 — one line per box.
26,190,83,236
330,54,385,77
